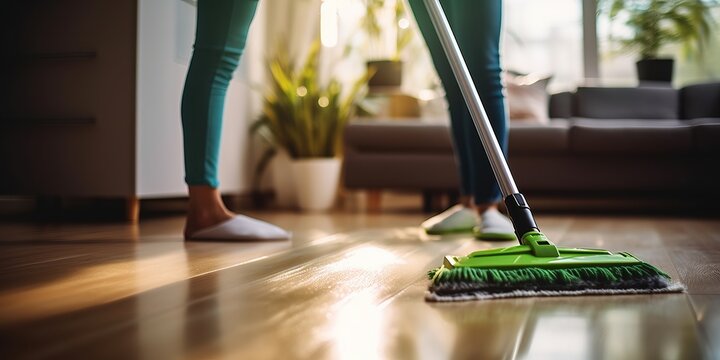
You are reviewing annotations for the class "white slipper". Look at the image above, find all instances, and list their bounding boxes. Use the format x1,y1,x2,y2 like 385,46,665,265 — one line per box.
188,215,291,241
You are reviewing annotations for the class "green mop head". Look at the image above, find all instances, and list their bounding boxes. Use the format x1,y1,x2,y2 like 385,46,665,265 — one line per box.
426,231,684,301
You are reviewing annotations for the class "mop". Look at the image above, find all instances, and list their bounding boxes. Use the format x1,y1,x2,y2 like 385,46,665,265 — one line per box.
420,0,685,301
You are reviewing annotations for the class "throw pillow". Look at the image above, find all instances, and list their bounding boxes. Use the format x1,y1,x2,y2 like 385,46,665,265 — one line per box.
505,72,551,124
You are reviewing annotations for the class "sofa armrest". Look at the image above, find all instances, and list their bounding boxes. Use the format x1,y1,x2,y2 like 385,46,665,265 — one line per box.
681,82,720,119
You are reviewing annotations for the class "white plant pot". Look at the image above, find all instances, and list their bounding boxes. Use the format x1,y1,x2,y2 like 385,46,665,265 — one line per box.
271,151,297,208
291,157,341,212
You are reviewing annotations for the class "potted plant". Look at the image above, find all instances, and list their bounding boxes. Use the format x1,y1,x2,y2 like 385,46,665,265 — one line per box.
359,0,414,88
252,40,371,211
599,0,716,83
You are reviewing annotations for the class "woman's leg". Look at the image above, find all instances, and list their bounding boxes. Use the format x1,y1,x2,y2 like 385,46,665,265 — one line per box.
410,0,513,239
182,0,259,187
182,0,286,239
409,0,506,205
448,0,506,210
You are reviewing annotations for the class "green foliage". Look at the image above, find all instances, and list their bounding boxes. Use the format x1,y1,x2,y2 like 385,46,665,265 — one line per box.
361,0,386,40
356,0,414,60
599,0,718,59
252,40,372,160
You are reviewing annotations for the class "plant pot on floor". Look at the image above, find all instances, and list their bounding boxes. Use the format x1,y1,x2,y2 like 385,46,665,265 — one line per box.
636,58,674,83
291,158,341,212
367,60,403,88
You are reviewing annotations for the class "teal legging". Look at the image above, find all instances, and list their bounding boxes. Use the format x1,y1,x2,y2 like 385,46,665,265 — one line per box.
182,0,507,205
408,0,506,204
181,0,259,187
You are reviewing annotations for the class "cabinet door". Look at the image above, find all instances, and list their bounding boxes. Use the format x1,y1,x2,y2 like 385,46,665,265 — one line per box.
0,0,137,197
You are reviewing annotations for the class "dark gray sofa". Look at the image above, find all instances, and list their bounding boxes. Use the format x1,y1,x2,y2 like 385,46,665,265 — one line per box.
343,83,720,210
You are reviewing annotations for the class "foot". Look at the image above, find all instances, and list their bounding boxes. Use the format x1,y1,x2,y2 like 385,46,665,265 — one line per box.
421,204,479,235
184,185,289,241
473,208,517,241
184,208,234,239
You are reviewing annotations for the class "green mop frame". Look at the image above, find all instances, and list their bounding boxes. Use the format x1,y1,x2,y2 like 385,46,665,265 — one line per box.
420,0,675,298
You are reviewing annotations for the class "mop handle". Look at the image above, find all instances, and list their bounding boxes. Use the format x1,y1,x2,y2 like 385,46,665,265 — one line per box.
421,0,519,198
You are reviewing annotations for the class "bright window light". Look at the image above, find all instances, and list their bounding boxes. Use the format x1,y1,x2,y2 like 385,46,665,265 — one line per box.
321,0,339,47
398,17,410,30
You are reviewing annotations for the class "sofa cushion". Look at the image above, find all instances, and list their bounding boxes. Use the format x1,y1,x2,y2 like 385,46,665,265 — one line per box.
506,73,550,123
510,156,694,192
686,118,720,154
343,153,459,189
509,119,569,155
344,121,453,154
575,87,678,119
681,83,720,119
569,119,693,155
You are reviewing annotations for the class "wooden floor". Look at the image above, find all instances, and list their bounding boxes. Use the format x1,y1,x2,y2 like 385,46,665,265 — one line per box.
1,202,719,359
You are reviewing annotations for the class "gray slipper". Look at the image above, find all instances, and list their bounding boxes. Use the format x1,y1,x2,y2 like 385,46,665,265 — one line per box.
188,215,291,241
421,205,479,235
473,208,517,241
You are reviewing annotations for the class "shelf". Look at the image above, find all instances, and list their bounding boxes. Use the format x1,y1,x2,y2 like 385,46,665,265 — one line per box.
0,117,96,127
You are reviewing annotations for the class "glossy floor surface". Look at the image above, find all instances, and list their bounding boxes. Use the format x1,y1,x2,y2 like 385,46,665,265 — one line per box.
1,205,719,359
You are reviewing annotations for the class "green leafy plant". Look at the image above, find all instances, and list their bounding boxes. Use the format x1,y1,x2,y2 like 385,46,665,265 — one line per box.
253,40,371,160
599,0,717,59
355,0,414,60
251,40,371,187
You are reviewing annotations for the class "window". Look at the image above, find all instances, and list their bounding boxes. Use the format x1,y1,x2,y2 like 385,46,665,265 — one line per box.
503,0,584,92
